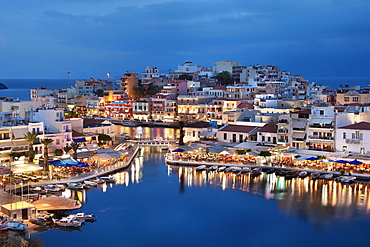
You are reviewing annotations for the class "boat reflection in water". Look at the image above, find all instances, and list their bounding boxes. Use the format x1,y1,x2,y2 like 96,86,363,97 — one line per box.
169,166,370,222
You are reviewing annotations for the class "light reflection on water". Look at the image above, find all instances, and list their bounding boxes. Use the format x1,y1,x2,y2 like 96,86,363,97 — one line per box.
169,166,370,221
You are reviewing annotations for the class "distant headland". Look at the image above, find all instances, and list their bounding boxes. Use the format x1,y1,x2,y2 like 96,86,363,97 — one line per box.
0,83,8,89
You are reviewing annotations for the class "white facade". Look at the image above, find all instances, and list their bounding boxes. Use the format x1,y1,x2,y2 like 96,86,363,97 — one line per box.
212,60,241,74
335,123,370,154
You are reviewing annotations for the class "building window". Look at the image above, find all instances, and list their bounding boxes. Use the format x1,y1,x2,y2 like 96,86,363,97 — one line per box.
343,132,346,139
353,97,359,102
343,146,347,152
224,133,227,140
319,110,324,115
361,147,365,154
344,97,349,102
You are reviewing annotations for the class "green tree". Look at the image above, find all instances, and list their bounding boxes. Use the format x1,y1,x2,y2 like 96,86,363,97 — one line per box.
41,138,54,172
98,133,112,146
23,131,38,163
70,142,80,159
9,152,21,162
94,89,104,97
259,151,271,157
54,149,63,156
213,71,233,85
178,74,193,81
63,145,72,155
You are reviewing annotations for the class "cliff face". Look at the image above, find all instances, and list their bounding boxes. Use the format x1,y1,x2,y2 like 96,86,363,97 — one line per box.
0,83,8,89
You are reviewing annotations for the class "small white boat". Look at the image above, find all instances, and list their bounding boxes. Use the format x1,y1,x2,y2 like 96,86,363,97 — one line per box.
217,166,227,172
208,165,218,171
43,184,63,192
240,167,251,174
69,213,96,221
194,165,206,171
251,167,262,176
99,176,116,183
335,176,356,184
53,217,83,227
90,177,105,184
67,182,85,190
321,173,334,180
298,171,308,178
84,180,98,187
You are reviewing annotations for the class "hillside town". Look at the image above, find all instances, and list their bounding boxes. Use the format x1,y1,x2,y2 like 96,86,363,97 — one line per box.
0,60,370,167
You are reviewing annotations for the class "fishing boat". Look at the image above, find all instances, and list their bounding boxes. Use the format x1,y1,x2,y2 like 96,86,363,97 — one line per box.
275,169,287,176
68,213,96,222
217,166,226,172
194,165,206,171
53,217,83,227
29,214,53,226
335,176,357,184
240,167,251,174
99,176,116,183
208,165,218,171
250,167,262,176
5,221,26,231
320,173,334,180
285,170,299,179
43,184,63,192
67,182,85,190
310,172,321,179
264,168,275,174
90,177,105,184
84,180,98,187
298,171,308,178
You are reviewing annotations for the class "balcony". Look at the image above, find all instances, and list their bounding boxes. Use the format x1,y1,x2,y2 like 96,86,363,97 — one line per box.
278,129,288,134
309,124,334,129
308,135,334,140
346,138,361,144
278,119,289,124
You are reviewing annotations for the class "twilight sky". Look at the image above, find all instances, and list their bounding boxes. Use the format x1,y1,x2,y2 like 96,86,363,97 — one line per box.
0,0,369,80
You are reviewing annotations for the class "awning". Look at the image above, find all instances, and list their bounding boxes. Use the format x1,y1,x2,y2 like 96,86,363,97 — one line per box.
292,132,305,139
73,137,86,143
234,142,258,149
12,140,29,147
0,142,12,148
292,121,306,128
309,118,321,124
12,128,29,139
49,159,89,168
199,132,216,137
309,118,333,124
294,149,329,156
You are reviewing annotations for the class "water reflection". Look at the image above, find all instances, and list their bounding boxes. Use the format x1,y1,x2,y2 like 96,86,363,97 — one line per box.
114,126,179,139
169,166,370,222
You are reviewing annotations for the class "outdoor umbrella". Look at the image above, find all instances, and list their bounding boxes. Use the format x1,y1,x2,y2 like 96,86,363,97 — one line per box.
348,159,363,165
172,148,185,152
306,156,318,161
335,160,348,164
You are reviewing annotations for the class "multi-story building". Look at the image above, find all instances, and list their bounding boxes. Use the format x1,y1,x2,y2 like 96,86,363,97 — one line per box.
132,97,151,121
116,72,139,98
163,100,177,122
177,95,215,121
213,60,241,74
336,122,370,154
289,109,310,150
151,98,166,121
141,66,160,85
307,106,335,152
257,124,278,145
104,98,132,119
336,91,370,105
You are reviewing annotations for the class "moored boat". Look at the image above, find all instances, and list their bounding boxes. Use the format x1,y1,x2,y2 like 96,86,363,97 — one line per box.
285,170,299,179
298,171,308,178
69,213,96,222
217,166,226,172
29,214,53,226
84,180,98,187
241,167,251,174
208,165,218,171
99,176,116,183
194,165,206,171
250,167,262,176
264,168,275,174
335,176,357,184
5,221,26,231
310,172,321,179
90,177,105,184
320,173,334,180
67,182,85,190
53,217,83,227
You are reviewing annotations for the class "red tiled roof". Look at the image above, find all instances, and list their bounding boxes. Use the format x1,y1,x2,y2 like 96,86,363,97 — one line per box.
237,102,254,109
185,121,211,128
219,124,257,133
339,122,370,130
72,130,86,138
258,124,278,133
212,86,227,90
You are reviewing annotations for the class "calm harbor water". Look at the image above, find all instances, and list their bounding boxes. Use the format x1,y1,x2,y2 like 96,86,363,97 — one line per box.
32,146,370,247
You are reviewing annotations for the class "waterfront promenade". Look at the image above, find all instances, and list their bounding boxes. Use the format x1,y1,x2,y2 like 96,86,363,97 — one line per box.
0,145,141,205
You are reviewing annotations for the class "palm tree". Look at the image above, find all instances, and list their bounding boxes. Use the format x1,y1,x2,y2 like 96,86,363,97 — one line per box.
63,145,72,156
70,142,80,159
178,121,185,146
41,138,54,172
23,131,38,163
